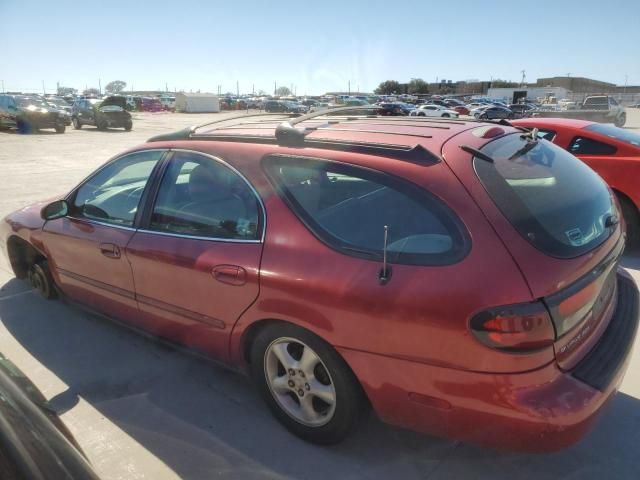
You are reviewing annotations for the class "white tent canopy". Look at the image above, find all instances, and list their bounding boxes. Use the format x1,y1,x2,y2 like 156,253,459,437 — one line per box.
175,92,220,113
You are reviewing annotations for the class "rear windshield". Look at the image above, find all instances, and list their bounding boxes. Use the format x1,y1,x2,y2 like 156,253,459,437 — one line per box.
474,133,615,258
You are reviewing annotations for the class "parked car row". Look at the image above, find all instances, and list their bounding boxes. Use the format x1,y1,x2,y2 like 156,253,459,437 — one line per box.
0,93,134,133
0,94,68,133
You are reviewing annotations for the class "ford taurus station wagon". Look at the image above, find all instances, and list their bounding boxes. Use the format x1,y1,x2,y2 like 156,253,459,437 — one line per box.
2,108,638,450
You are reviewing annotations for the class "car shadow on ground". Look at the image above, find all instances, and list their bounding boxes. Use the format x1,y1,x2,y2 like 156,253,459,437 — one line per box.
1,277,640,479
0,128,63,136
74,128,131,133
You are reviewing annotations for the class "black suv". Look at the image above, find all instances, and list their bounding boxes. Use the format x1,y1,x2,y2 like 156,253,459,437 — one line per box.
0,94,67,133
72,96,133,131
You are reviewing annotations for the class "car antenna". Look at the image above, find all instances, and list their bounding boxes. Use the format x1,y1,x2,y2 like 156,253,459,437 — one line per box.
379,225,392,285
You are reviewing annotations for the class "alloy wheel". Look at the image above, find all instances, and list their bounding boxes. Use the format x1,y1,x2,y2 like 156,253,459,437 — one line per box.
264,337,337,427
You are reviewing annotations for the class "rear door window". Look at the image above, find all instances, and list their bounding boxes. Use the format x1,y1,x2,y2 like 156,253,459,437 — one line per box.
473,134,616,258
264,156,469,265
569,136,617,155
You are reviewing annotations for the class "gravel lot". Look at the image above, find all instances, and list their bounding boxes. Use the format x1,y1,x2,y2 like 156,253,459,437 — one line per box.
1,110,639,480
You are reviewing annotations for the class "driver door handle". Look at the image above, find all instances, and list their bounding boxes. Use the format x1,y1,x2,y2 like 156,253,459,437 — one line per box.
99,243,121,259
212,265,247,286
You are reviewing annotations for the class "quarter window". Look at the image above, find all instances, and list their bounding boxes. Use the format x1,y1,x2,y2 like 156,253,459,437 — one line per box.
569,136,617,155
264,156,468,265
149,151,261,240
71,150,163,226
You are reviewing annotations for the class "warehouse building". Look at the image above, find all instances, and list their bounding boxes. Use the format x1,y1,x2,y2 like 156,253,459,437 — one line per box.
487,86,570,103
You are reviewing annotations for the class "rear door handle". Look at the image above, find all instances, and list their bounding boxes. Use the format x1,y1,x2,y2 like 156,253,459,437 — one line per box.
99,243,121,259
212,265,247,286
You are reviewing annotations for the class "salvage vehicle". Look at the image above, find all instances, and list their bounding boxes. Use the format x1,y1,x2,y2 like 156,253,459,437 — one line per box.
71,96,133,131
409,104,459,118
532,95,627,127
475,105,513,120
0,352,101,479
1,108,638,450
44,96,73,125
0,94,66,133
513,117,640,241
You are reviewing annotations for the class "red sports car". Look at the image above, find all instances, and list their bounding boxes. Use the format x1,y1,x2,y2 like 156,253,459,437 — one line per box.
2,111,638,450
512,118,640,240
453,105,470,115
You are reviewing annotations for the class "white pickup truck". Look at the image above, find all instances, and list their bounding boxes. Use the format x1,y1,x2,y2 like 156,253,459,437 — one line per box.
533,95,626,126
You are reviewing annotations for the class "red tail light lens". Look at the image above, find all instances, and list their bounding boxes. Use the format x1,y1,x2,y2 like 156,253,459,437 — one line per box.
470,302,556,352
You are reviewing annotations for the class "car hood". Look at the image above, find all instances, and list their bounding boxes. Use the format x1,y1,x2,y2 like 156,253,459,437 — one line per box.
99,96,127,109
19,104,57,115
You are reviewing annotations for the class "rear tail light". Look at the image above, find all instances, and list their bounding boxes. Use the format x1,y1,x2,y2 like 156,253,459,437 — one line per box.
470,302,556,352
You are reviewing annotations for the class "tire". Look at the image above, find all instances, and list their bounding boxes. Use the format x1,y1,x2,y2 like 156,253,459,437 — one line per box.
55,124,65,134
617,193,640,244
96,117,107,130
28,260,58,300
124,120,132,131
250,322,365,445
72,117,82,129
480,114,488,120
442,113,450,118
418,112,425,117
614,112,626,128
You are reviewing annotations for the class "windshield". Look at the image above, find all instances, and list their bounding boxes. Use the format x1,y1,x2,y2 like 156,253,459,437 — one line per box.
585,123,640,147
474,134,615,257
17,97,46,107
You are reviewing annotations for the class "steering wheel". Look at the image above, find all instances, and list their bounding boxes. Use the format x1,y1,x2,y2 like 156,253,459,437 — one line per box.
125,186,145,203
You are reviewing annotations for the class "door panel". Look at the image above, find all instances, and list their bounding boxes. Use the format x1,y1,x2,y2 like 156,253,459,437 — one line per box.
124,150,265,361
126,233,262,360
41,149,164,320
43,218,138,320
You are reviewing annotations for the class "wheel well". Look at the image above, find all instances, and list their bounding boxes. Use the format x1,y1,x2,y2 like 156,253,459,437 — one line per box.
6,236,44,279
241,319,371,407
613,189,640,217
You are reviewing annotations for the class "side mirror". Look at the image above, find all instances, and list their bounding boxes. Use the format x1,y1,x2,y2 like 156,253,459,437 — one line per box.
41,200,69,221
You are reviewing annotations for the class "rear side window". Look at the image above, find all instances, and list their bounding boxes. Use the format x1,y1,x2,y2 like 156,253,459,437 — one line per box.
474,134,616,258
264,156,469,266
569,136,617,155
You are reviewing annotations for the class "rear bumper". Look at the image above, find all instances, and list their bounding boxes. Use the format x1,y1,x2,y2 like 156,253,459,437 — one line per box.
339,272,638,451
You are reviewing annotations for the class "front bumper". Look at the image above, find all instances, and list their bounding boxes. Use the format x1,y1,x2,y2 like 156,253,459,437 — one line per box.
25,114,66,129
339,272,639,451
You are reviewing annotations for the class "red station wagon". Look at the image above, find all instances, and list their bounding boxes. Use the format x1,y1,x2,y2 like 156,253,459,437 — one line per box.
1,109,638,450
512,118,640,241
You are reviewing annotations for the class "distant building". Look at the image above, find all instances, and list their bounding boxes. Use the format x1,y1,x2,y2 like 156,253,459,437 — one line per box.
174,92,220,113
488,86,570,103
535,76,615,93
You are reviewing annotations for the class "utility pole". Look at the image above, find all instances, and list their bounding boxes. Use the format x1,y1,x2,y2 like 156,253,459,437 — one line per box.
348,80,351,95
165,82,168,92
98,78,102,94
520,70,526,87
624,74,628,95
252,83,255,95
42,80,45,95
274,81,277,96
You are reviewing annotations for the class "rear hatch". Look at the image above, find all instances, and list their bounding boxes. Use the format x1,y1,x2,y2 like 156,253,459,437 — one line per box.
442,127,623,370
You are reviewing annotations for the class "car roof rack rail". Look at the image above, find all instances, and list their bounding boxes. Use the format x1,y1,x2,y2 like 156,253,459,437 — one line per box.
148,106,445,164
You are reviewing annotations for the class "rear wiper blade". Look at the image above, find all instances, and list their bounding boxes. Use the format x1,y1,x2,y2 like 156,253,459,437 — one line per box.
509,140,538,160
460,145,495,163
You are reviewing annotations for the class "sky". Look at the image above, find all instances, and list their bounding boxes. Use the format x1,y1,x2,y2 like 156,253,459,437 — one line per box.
1,0,638,95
